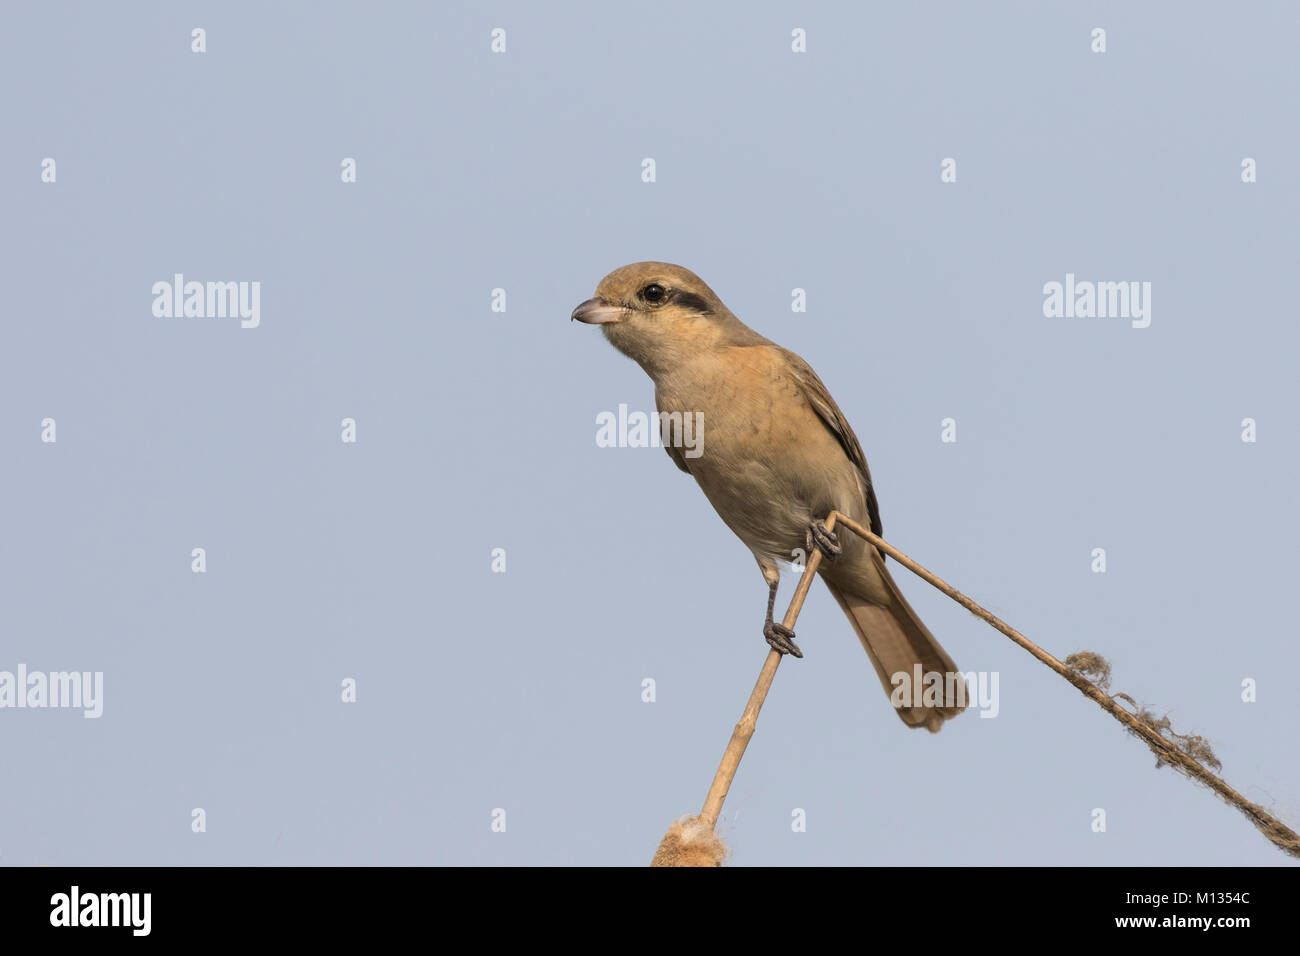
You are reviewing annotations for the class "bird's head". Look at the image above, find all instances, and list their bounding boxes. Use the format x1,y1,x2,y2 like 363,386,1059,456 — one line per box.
571,262,755,377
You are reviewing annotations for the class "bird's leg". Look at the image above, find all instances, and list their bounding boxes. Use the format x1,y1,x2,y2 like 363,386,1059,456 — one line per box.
762,580,803,658
806,518,842,560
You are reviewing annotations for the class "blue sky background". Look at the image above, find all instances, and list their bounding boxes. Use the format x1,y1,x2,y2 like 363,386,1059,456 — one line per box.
2,1,1297,865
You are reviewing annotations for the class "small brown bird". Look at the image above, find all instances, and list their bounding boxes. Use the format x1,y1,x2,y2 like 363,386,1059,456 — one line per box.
573,262,965,731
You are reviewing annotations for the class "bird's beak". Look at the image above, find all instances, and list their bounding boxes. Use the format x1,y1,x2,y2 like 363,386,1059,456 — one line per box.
571,297,626,325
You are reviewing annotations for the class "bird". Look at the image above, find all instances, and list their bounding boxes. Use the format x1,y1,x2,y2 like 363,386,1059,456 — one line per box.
572,262,965,731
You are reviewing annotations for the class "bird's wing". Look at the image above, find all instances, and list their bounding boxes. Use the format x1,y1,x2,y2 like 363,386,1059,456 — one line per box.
778,347,883,540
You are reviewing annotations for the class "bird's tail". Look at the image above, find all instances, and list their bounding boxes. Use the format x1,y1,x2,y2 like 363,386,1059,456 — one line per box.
822,551,967,732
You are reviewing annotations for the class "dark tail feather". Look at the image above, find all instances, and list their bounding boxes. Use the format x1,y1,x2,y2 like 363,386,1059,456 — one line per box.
823,553,967,732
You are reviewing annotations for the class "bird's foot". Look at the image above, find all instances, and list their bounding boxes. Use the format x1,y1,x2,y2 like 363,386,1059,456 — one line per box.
763,620,803,658
806,519,842,560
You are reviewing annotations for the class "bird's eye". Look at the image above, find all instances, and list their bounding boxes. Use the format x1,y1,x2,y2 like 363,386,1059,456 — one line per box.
642,283,667,304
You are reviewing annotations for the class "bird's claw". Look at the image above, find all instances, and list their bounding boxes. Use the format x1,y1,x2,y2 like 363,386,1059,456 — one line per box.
807,520,842,559
764,621,803,658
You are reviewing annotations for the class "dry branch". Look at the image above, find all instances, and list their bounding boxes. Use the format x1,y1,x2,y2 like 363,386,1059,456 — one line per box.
655,510,1299,864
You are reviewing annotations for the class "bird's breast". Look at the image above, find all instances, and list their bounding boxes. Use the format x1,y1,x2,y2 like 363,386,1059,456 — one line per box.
654,351,865,562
